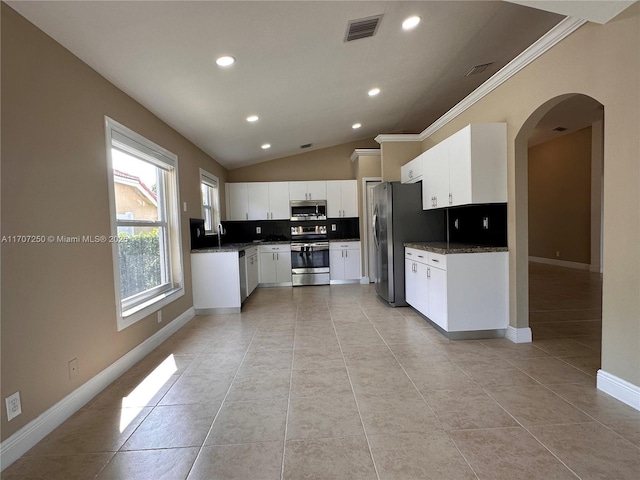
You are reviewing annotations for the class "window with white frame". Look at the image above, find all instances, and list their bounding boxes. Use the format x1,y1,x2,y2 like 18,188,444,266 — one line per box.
200,169,220,234
105,117,183,330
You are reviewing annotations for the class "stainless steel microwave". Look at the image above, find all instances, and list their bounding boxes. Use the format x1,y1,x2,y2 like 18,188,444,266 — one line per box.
290,200,327,221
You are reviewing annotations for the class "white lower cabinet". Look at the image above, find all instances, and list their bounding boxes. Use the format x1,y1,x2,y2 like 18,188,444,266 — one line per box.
258,244,292,285
192,252,243,313
404,247,507,333
330,241,361,282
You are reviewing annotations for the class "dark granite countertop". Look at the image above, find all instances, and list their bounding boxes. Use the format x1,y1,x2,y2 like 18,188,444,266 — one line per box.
192,240,292,253
404,242,508,254
330,238,360,243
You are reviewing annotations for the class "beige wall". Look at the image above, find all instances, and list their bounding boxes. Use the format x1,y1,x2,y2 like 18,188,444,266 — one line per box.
528,127,592,263
1,4,228,440
353,152,382,276
380,141,422,182
419,5,640,386
227,139,378,183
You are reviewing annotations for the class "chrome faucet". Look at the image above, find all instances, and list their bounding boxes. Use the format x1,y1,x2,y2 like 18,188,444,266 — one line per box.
217,223,225,247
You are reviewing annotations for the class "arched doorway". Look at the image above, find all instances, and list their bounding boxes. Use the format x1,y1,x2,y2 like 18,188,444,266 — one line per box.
514,93,604,373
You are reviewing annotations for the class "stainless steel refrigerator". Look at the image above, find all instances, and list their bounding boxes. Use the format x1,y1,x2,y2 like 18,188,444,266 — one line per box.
373,182,444,306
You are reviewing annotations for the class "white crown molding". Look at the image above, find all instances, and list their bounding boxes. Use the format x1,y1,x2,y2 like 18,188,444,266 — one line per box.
350,148,381,161
0,307,195,471
418,16,587,141
374,134,423,144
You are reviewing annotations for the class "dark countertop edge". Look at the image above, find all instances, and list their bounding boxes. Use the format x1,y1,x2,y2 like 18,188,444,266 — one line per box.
404,242,508,254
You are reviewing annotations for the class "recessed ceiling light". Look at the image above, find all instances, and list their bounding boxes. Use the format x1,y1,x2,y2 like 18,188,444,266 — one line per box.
261,143,271,149
246,115,259,122
402,16,421,31
368,88,381,97
215,55,235,67
352,123,362,129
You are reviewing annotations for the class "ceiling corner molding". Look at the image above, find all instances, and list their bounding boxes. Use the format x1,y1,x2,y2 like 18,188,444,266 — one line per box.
350,148,381,162
419,15,588,141
374,134,423,144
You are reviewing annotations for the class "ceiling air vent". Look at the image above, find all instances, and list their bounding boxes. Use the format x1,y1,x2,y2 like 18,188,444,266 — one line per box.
300,143,313,149
464,62,494,77
345,15,383,42
553,126,567,132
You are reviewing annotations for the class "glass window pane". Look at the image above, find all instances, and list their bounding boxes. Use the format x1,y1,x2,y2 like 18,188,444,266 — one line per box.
201,184,210,206
203,208,213,232
112,149,160,222
117,226,164,300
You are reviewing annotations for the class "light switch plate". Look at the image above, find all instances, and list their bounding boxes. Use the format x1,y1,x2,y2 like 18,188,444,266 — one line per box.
256,227,261,234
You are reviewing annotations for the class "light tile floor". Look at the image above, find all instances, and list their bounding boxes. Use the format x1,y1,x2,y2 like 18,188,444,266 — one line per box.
4,264,639,479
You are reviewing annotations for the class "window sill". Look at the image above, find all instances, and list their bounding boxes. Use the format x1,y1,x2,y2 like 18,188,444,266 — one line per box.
118,287,184,331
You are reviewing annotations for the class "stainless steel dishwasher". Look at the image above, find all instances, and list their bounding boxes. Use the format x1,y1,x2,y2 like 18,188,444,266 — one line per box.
238,250,248,303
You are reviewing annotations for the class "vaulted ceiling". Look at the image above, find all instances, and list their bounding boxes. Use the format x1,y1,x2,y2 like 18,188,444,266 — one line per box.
8,1,568,169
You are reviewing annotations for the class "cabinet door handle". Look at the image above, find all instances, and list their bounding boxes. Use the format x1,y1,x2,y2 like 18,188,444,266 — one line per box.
345,251,348,258
427,266,431,279
449,193,452,205
432,258,439,263
418,255,424,259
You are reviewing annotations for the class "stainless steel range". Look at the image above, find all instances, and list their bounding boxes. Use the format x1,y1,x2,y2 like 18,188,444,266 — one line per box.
291,224,329,286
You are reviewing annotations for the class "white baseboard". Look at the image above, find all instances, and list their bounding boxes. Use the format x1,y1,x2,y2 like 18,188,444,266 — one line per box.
506,326,532,343
0,307,195,471
529,256,590,271
360,276,370,284
597,369,640,411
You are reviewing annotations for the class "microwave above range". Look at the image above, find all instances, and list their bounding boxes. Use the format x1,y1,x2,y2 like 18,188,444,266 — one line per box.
290,200,327,221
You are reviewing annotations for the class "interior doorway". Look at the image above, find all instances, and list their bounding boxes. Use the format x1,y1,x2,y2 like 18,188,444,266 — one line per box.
363,178,382,282
521,94,604,375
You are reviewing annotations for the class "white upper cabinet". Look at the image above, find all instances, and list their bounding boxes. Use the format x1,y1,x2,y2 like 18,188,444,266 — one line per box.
268,181,291,219
227,183,249,221
422,123,507,210
227,182,291,220
401,152,424,184
289,181,327,200
247,182,269,220
326,180,357,217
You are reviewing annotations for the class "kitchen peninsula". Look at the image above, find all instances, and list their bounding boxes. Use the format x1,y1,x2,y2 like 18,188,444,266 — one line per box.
404,242,508,338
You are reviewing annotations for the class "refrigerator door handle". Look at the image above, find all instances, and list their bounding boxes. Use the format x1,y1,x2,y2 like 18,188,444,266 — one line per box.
372,208,379,250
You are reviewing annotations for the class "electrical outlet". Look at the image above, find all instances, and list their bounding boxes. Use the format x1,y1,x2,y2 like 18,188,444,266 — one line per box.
5,392,22,421
256,226,261,234
69,358,78,379
482,217,489,229
556,251,560,258
331,224,337,232
183,202,187,212
157,310,162,323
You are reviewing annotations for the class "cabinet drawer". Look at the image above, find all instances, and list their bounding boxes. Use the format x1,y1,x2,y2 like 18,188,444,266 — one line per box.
330,241,359,251
405,247,428,263
258,244,291,253
427,252,446,270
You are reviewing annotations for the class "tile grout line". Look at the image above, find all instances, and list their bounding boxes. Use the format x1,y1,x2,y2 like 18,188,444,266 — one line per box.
363,308,482,480
183,316,260,480
330,300,382,480
279,301,299,480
